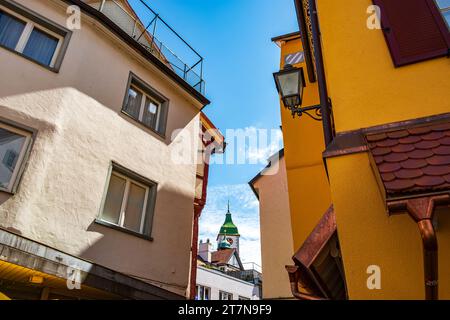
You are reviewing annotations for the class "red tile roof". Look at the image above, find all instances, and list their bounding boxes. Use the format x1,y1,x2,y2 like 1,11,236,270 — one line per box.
366,121,450,199
211,249,235,265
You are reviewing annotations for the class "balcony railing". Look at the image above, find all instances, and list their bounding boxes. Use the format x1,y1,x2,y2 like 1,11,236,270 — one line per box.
85,0,205,94
226,263,263,285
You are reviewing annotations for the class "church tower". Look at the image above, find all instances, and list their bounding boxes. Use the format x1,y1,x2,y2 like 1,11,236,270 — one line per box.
217,202,240,253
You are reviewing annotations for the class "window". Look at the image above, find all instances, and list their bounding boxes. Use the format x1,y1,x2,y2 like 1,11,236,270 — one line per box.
98,163,157,238
238,296,250,300
219,291,233,300
436,0,450,29
195,285,210,300
0,121,32,193
122,73,169,136
373,0,450,66
0,0,71,70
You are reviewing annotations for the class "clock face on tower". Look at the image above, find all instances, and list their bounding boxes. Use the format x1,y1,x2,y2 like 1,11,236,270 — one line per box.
226,237,234,245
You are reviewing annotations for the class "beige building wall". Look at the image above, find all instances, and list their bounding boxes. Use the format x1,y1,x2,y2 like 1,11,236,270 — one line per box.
0,0,204,297
252,156,294,299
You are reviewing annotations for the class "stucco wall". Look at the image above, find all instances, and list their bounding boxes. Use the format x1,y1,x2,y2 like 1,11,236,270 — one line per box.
0,0,203,297
316,0,450,299
277,37,332,252
196,266,259,300
252,157,294,299
317,0,450,133
327,152,450,299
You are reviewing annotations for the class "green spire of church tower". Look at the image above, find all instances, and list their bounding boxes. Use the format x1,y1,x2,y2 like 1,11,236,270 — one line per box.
219,201,239,236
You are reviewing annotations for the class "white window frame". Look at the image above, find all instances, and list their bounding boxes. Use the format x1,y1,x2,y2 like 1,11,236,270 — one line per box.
0,4,64,67
0,122,32,193
128,84,162,131
219,291,233,300
101,171,150,235
196,285,211,300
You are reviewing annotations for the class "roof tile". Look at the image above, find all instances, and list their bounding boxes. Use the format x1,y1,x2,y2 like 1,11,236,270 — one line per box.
400,159,428,169
408,126,432,135
374,156,384,164
372,147,391,156
422,131,446,141
407,149,434,159
379,162,402,173
391,143,415,153
387,130,409,139
211,249,235,265
415,140,440,149
398,135,422,144
366,133,387,142
384,153,409,162
427,155,450,166
376,139,399,148
433,145,450,155
394,169,423,179
422,165,450,176
415,176,446,187
381,172,396,182
441,136,450,146
385,179,415,191
431,122,450,131
366,119,450,198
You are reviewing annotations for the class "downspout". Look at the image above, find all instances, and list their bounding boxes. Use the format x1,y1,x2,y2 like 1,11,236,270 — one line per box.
189,141,211,299
387,194,450,300
304,0,334,146
286,266,326,300
189,204,203,300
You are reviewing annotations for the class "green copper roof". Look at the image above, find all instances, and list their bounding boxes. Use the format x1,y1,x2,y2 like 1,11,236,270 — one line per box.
219,202,239,236
218,239,232,249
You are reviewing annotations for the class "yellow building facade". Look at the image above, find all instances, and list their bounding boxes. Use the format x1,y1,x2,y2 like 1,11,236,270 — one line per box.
274,0,450,300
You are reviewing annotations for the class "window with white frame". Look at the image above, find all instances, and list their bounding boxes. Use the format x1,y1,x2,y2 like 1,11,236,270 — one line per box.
0,121,32,193
123,73,169,136
435,0,450,29
195,285,211,300
219,291,233,300
0,1,71,70
99,164,157,237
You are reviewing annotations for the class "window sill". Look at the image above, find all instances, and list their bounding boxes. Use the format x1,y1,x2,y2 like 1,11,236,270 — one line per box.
120,110,166,140
94,219,154,242
0,187,14,195
0,43,60,73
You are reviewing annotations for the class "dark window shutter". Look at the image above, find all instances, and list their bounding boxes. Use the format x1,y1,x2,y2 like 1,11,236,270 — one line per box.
373,0,450,67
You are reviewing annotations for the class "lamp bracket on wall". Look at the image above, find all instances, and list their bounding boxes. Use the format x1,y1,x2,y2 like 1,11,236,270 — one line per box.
289,99,332,121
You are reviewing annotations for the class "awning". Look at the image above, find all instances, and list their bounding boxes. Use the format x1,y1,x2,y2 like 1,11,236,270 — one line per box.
0,228,184,300
287,206,347,300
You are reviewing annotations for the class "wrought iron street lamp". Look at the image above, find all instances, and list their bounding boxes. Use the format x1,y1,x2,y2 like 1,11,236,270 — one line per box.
273,64,322,120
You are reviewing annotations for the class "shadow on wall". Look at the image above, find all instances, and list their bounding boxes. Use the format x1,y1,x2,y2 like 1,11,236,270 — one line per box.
80,184,196,296
0,85,196,147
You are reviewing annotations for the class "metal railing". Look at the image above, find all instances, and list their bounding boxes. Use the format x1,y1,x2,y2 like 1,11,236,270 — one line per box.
85,0,205,94
225,262,262,285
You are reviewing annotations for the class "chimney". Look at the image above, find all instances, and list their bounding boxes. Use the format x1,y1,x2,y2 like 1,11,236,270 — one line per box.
198,239,212,263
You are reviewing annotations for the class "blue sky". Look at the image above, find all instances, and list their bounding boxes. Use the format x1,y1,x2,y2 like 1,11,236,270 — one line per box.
143,0,298,265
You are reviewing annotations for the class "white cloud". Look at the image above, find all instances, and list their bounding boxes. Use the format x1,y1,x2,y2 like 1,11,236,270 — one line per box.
245,127,283,164
199,184,261,267
218,127,283,165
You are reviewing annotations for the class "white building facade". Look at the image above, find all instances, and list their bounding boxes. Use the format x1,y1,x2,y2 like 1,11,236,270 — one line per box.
196,266,260,301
